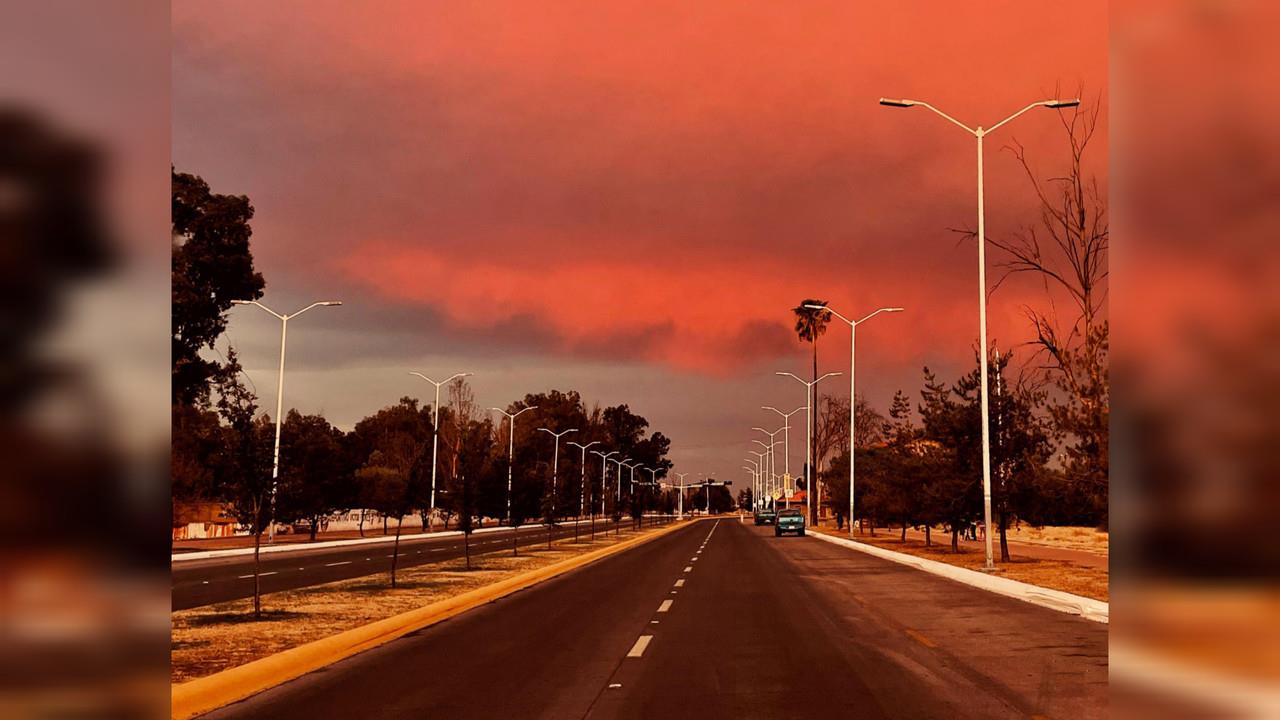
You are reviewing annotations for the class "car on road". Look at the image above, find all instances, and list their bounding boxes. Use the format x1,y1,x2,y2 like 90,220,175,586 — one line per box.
754,509,777,525
774,509,805,536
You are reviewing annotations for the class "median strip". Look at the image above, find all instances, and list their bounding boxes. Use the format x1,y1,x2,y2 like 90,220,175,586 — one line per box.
172,519,689,720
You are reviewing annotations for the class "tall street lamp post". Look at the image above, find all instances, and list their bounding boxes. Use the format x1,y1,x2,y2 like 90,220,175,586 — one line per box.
567,440,599,541
230,299,341,543
880,95,1078,568
806,303,903,538
409,371,472,532
777,371,842,526
761,405,804,483
537,427,578,524
590,449,618,539
490,405,537,526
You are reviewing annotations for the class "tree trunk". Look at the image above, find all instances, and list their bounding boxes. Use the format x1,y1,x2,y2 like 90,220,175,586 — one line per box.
810,338,819,526
383,516,388,535
999,509,1011,562
925,525,931,547
463,531,471,570
252,520,262,620
512,525,518,556
901,519,907,542
390,517,403,588
951,527,959,553
309,516,318,542
358,509,365,537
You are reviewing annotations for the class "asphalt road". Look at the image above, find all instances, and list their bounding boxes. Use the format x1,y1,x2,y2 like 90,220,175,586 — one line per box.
201,518,1108,719
173,518,643,610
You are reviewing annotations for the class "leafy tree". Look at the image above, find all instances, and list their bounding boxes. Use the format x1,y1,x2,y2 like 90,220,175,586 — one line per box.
792,298,830,523
448,416,495,569
276,410,356,541
171,169,265,408
209,350,272,617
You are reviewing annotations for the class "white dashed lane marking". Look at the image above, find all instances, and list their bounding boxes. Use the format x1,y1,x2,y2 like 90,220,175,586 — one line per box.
658,600,673,613
324,561,352,567
627,635,653,658
683,566,692,572
674,579,685,587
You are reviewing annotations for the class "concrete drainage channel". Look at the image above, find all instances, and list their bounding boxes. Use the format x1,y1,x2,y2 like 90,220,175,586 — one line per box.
807,530,1108,623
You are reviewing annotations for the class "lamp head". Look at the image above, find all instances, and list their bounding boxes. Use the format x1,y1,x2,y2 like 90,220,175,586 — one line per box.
879,98,915,108
1046,99,1081,109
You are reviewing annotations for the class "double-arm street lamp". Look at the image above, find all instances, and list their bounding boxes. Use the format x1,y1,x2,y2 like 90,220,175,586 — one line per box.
777,371,842,525
805,303,903,538
747,451,767,507
879,95,1078,568
409,371,472,532
741,464,760,511
490,405,537,525
752,438,783,508
590,449,618,538
538,427,578,523
752,424,787,495
230,299,342,543
567,440,599,541
761,405,805,480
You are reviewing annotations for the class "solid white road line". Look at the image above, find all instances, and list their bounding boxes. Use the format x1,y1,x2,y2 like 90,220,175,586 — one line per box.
627,635,653,658
324,561,352,567
658,600,673,613
237,572,277,579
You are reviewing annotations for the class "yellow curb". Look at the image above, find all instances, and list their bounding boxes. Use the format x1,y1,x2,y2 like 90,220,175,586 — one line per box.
172,520,692,719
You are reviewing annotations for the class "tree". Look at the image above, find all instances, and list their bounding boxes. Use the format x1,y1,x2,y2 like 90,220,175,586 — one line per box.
276,410,356,541
990,98,1109,526
918,367,983,552
350,398,431,587
793,298,830,524
171,169,265,409
447,416,495,570
209,350,272,617
737,487,754,512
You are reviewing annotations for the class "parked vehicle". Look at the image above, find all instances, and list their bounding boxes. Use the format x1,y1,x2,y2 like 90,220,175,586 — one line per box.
774,508,805,536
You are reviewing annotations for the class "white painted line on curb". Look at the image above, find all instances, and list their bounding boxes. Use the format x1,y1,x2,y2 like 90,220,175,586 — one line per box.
658,600,673,613
627,635,653,658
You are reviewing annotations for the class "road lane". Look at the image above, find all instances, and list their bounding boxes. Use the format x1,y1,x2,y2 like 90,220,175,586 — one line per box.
202,520,710,719
198,518,1106,719
173,518,653,610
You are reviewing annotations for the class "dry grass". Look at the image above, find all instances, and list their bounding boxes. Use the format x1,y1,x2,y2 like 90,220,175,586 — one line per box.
812,526,1109,601
172,528,653,683
1003,525,1109,554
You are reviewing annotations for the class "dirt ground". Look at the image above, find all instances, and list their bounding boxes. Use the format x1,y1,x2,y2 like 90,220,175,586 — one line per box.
171,527,655,683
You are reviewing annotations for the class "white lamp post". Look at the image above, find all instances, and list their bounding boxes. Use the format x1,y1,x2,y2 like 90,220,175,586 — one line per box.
752,425,787,498
567,440,599,541
762,405,805,482
805,303,903,538
776,371,842,525
672,471,689,519
880,95,1078,568
537,427,578,523
490,405,537,525
590,449,618,536
409,371,472,532
747,451,767,508
230,299,341,543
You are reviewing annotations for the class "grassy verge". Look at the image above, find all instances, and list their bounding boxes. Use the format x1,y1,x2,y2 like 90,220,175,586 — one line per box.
811,525,1109,601
172,526,656,683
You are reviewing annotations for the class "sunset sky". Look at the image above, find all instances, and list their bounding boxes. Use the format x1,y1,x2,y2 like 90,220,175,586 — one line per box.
173,1,1107,482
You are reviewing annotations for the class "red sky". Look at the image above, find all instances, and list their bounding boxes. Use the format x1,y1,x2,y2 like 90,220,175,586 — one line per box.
173,1,1107,479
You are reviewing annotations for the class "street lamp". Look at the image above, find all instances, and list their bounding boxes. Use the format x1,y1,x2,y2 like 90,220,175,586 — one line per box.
752,438,783,508
672,471,689,519
761,405,805,480
752,425,787,502
621,460,642,528
742,466,758,511
409,371,472,532
805,303,903,538
567,440,599,541
776,370,842,525
747,451,767,508
537,427,578,523
490,405,538,525
590,449,619,537
880,94,1078,569
230,299,341,543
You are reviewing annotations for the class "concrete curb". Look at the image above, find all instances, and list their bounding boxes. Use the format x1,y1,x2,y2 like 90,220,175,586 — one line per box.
171,520,690,719
172,517,656,563
808,530,1109,623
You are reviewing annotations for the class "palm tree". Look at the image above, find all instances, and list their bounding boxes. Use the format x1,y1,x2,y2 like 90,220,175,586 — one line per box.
793,298,830,524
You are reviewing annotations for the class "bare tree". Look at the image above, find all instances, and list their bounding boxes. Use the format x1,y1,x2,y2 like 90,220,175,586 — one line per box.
990,93,1110,523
